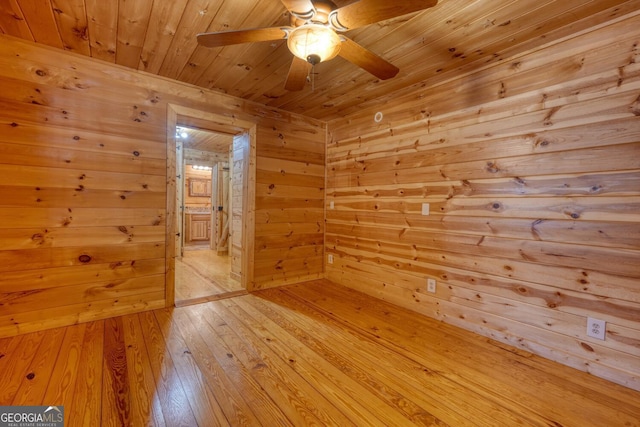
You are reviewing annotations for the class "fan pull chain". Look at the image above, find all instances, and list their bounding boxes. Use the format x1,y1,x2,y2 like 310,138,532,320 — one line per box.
307,63,315,92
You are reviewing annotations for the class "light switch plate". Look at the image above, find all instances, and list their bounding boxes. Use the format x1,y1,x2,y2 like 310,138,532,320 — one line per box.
421,203,430,216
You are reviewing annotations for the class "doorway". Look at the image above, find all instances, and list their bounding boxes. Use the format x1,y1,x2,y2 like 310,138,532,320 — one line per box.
166,105,256,307
177,140,239,303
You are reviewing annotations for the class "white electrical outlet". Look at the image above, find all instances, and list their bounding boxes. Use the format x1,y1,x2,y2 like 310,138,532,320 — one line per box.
427,278,436,293
421,203,430,216
328,254,334,264
587,317,606,340
329,201,335,209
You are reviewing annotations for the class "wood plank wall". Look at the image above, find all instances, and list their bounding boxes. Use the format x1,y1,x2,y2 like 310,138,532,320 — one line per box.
326,11,640,390
0,34,325,337
253,123,326,288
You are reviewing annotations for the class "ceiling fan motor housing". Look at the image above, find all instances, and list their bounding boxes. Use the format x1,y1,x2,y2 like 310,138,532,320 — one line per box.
290,0,338,26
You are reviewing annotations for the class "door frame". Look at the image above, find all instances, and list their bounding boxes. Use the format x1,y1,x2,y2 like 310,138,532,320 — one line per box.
165,104,256,307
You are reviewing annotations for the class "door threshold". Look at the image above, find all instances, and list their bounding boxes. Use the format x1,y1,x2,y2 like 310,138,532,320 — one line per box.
175,289,248,308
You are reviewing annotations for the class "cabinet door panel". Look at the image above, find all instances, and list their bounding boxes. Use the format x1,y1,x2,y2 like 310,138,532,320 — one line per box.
188,214,211,241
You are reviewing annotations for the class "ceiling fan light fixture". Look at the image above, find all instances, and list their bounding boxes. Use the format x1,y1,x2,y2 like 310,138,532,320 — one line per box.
287,24,341,64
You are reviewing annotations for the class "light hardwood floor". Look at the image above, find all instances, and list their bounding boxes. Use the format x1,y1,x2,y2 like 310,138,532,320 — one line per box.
1,280,638,426
175,249,245,306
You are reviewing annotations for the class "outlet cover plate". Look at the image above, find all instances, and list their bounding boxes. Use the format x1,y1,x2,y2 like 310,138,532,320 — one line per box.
421,203,430,216
427,278,436,293
587,317,606,340
328,254,334,264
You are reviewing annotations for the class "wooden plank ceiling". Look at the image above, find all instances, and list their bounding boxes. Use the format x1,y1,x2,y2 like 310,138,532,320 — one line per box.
177,126,233,154
0,0,636,122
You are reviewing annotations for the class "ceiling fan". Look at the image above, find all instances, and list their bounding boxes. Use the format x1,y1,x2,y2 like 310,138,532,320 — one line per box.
196,0,438,91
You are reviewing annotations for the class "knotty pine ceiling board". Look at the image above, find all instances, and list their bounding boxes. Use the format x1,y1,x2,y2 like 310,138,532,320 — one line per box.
180,127,234,153
0,0,635,121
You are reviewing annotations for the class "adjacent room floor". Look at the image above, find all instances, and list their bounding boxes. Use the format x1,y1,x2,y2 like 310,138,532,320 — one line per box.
175,248,245,306
1,280,638,426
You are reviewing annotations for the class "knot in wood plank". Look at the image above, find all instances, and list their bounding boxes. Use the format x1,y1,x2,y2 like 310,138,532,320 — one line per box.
630,95,640,116
485,162,500,173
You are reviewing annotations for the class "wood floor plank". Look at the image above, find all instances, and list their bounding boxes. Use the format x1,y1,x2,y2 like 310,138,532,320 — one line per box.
42,323,86,422
102,317,131,427
175,258,225,301
197,301,350,426
123,313,166,427
175,249,242,302
0,332,43,404
253,288,518,426
282,282,586,424
221,296,416,427
11,326,65,406
138,310,199,427
186,304,299,426
153,308,231,427
68,320,104,427
0,334,19,370
252,289,474,426
170,307,265,426
275,283,543,426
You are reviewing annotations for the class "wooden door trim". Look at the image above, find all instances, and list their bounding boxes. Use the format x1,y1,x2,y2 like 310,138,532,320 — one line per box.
165,104,256,307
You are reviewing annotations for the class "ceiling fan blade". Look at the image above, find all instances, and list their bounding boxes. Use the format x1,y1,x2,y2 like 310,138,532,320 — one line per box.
330,0,437,30
338,37,399,80
284,56,312,91
280,0,316,20
197,27,289,48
